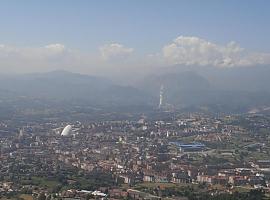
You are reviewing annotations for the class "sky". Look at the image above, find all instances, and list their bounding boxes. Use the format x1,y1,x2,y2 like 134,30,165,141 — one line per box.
0,0,270,75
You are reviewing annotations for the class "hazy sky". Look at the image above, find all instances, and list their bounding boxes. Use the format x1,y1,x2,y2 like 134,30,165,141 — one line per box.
0,0,270,75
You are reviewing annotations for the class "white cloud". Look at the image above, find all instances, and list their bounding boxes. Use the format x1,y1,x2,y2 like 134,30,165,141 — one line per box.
162,36,270,67
99,43,134,60
45,43,66,53
0,44,83,73
0,43,67,60
0,37,269,76
0,43,136,75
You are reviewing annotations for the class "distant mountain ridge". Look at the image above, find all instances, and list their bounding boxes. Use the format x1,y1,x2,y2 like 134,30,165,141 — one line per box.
138,66,270,112
0,70,152,106
156,65,270,93
0,67,270,113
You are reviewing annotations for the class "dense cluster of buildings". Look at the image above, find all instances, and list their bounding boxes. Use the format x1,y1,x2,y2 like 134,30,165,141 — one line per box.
0,113,270,199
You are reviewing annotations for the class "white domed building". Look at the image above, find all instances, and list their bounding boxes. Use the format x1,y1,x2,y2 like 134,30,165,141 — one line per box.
61,125,73,136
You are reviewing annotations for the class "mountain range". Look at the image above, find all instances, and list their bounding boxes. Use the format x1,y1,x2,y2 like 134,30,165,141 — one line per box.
0,66,270,113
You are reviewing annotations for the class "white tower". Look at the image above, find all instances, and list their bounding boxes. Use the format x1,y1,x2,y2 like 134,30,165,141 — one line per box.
159,84,164,108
